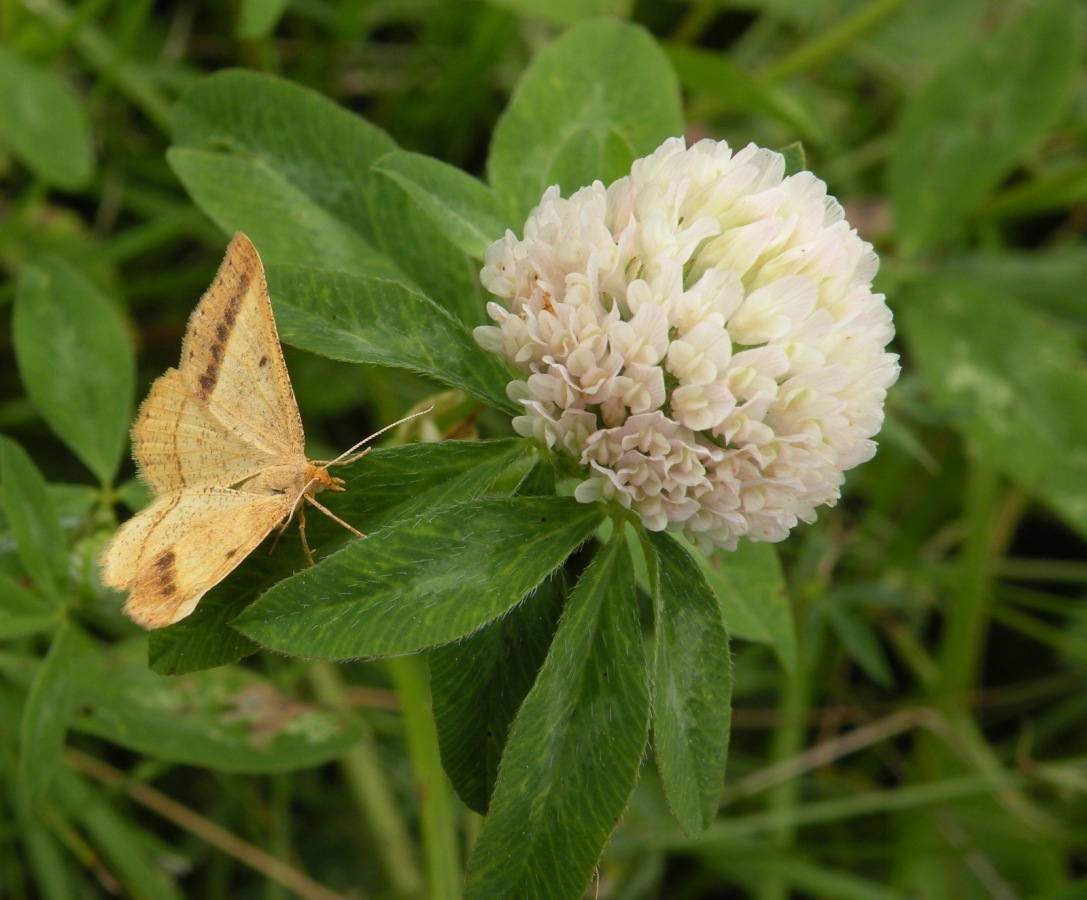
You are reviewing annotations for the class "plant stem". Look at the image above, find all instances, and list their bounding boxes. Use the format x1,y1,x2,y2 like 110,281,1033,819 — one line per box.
894,459,1031,891
385,655,462,900
755,601,813,900
305,661,423,897
937,458,1003,709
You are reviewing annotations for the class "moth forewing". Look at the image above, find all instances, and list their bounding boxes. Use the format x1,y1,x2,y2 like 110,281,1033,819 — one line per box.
132,368,277,494
177,233,304,458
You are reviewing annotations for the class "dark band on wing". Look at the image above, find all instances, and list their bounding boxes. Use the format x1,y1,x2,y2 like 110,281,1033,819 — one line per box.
153,549,179,596
195,273,250,398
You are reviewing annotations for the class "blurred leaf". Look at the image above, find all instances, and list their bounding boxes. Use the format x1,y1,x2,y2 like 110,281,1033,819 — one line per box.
14,258,135,483
50,484,99,532
488,19,683,222
464,536,648,899
977,160,1087,224
75,642,364,772
481,0,630,26
430,569,566,813
113,477,152,516
696,540,796,675
237,0,288,38
0,729,77,900
866,0,992,79
373,151,512,259
235,497,604,659
266,265,516,413
824,604,894,688
902,279,1087,541
0,655,38,690
0,437,68,602
992,603,1087,667
169,70,479,321
0,573,56,640
51,767,186,900
646,531,731,836
0,47,93,189
20,620,92,797
947,248,1087,332
665,43,822,143
889,3,1079,253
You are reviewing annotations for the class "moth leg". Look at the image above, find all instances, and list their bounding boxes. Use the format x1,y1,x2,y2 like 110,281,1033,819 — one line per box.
268,517,291,556
305,494,366,539
297,502,316,566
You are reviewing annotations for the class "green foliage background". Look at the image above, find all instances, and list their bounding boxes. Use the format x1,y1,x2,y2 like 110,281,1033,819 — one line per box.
2,0,1087,897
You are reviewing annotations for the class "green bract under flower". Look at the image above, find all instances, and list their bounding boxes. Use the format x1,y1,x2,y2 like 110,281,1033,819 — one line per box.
475,137,899,551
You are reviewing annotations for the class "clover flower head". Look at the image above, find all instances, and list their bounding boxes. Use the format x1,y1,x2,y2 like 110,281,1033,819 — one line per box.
475,137,899,551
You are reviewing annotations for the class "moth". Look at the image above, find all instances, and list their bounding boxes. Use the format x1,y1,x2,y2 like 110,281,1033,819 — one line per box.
100,232,407,629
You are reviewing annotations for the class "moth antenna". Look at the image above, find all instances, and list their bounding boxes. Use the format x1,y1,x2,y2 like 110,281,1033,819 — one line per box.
318,405,435,469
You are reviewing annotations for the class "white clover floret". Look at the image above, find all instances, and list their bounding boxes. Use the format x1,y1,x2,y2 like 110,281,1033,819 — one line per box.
475,137,899,551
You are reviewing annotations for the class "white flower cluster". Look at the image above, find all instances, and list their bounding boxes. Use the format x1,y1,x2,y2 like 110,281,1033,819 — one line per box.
475,137,899,551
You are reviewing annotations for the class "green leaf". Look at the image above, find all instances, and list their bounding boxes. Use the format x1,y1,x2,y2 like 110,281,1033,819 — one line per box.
374,151,512,259
0,573,56,640
665,43,822,144
169,70,479,320
488,19,683,222
235,497,604,659
266,265,517,413
464,536,648,899
74,642,365,772
889,3,1079,253
824,604,894,688
0,47,93,189
168,149,399,276
901,278,1087,541
947,247,1087,332
480,0,631,26
49,484,99,532
645,531,731,836
149,439,537,673
51,768,186,900
237,0,288,38
0,729,77,900
20,620,92,797
14,258,135,483
516,453,557,496
329,438,538,531
430,569,566,813
696,540,796,675
978,159,1087,224
779,141,807,178
146,580,262,676
0,437,68,601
